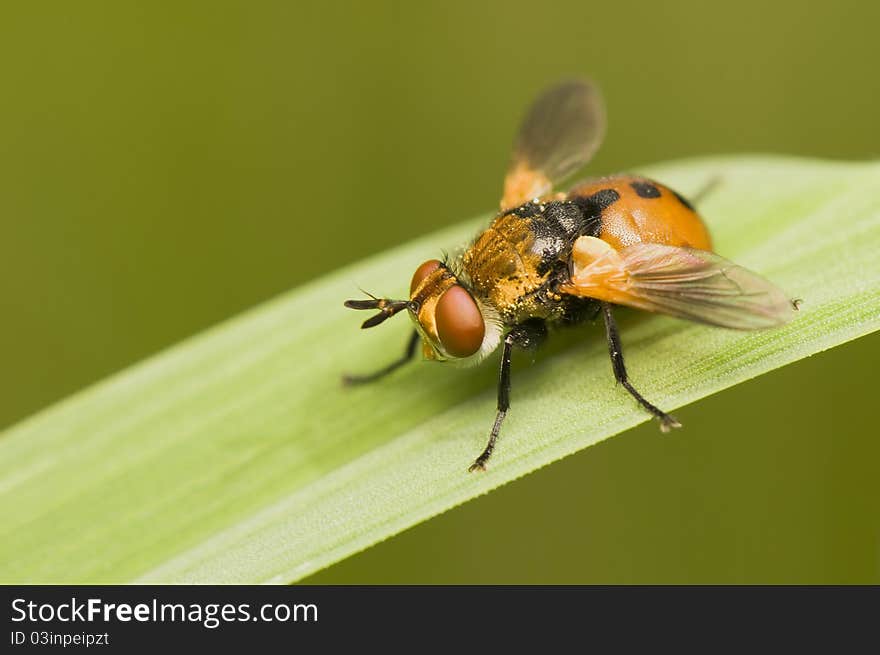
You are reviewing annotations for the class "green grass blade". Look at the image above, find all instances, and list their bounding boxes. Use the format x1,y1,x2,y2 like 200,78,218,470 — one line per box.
1,155,878,583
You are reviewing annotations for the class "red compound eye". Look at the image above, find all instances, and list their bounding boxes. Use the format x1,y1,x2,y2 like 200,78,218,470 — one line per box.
435,285,485,358
410,259,441,295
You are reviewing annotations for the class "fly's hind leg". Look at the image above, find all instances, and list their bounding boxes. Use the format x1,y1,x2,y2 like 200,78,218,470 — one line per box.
469,320,546,472
601,303,680,432
343,331,420,386
689,175,721,206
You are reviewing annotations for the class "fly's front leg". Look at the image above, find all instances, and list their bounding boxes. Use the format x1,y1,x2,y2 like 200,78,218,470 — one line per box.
467,335,513,472
602,303,680,432
469,320,546,472
343,331,420,386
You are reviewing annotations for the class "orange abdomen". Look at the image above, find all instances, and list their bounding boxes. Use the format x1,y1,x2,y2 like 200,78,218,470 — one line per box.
568,175,712,252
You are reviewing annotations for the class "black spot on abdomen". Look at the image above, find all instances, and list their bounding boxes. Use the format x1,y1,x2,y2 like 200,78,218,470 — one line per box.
573,188,620,217
673,189,696,211
630,180,661,198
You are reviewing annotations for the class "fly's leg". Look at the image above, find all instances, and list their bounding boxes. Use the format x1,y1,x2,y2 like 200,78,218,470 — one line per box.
690,176,721,206
469,320,546,472
468,335,513,472
602,303,681,432
343,331,420,386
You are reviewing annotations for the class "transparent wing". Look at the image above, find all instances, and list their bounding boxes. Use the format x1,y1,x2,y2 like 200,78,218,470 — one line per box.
561,238,795,330
501,79,606,210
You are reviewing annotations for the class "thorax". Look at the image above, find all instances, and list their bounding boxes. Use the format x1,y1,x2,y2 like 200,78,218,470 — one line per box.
459,200,591,324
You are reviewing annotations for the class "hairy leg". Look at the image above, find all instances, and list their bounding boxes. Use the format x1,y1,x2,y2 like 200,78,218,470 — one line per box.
469,320,547,472
602,303,680,431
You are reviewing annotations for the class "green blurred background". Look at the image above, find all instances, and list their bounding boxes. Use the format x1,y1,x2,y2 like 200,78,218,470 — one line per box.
1,2,877,582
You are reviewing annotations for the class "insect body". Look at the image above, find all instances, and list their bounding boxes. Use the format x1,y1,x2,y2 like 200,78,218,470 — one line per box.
345,80,794,471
